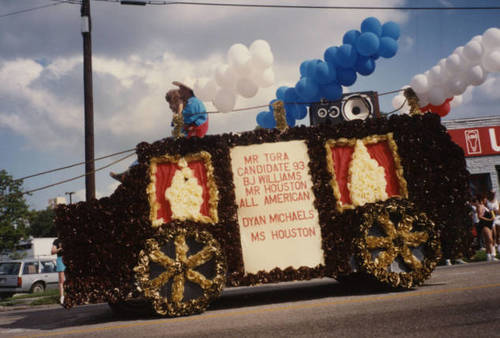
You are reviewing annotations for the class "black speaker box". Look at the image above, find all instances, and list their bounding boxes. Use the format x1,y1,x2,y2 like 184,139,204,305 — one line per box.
309,91,380,126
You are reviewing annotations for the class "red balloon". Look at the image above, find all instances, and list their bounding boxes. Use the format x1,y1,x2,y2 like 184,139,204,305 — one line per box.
445,97,453,103
434,101,450,117
420,104,431,112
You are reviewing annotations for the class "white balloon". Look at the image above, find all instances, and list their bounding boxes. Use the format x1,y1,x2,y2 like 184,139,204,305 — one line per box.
410,74,429,94
236,78,259,98
482,50,500,72
450,94,463,108
392,95,409,114
428,65,445,86
463,40,484,64
445,53,464,75
193,78,209,101
428,86,446,106
448,78,468,96
251,48,274,70
471,35,482,43
194,78,217,102
213,88,236,113
249,39,271,53
215,64,237,89
228,43,252,75
440,84,453,101
465,65,488,86
481,27,500,51
253,68,274,88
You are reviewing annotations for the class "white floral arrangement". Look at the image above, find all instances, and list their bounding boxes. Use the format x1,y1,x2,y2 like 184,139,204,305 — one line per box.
165,158,204,220
348,140,388,207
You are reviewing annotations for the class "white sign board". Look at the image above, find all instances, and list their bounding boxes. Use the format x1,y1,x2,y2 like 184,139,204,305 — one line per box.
230,140,324,274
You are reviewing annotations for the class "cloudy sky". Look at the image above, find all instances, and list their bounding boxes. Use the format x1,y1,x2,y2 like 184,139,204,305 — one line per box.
1,0,499,210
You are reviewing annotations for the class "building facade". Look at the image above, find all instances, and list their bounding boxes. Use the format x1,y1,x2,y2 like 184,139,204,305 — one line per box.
443,116,500,197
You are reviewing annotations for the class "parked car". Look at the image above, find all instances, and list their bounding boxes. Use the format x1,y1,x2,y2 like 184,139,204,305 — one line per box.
0,258,59,299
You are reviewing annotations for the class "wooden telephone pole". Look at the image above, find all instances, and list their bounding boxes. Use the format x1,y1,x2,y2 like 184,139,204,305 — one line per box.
81,0,95,201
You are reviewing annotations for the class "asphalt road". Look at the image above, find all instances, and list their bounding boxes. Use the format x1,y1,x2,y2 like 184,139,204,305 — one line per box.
1,261,499,337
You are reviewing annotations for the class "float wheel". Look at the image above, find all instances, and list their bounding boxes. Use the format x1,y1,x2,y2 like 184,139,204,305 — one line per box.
134,226,226,317
352,198,441,289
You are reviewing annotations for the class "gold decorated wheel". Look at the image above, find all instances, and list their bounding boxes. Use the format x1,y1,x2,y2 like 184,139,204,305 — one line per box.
134,226,226,317
353,198,441,288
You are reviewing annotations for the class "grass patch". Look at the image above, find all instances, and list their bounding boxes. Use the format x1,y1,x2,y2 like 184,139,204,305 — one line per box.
12,289,59,300
0,289,60,306
30,295,59,306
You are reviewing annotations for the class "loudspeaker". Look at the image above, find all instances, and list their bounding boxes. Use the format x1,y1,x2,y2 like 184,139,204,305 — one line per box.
309,91,380,126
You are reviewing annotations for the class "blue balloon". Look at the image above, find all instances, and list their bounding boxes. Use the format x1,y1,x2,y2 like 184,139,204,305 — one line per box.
285,109,296,127
355,32,380,56
295,104,308,120
361,17,382,36
285,103,298,117
295,77,319,102
382,21,400,40
371,53,380,61
337,67,357,86
257,111,275,129
284,87,299,103
378,37,398,58
355,56,376,76
306,59,323,78
314,60,337,85
276,86,289,100
343,29,361,45
336,44,358,68
263,111,277,128
324,46,338,65
320,81,343,101
299,60,311,77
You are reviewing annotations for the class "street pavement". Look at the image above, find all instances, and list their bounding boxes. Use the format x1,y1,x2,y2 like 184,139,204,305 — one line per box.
0,261,499,337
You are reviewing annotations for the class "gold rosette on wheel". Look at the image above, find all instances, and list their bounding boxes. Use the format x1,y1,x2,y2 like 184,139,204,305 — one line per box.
353,198,441,288
134,227,226,316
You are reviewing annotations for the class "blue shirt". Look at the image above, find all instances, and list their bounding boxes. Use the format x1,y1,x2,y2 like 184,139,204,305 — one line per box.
183,97,207,126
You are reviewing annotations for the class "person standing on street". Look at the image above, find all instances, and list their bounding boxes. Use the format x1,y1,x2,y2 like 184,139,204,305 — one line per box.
478,194,497,261
51,237,65,304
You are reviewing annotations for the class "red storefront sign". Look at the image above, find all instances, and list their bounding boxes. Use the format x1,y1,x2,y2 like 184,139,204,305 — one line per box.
448,125,500,157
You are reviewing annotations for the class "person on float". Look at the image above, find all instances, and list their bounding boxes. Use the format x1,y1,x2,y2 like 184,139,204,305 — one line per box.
477,194,498,261
172,81,209,138
109,84,207,183
486,190,500,254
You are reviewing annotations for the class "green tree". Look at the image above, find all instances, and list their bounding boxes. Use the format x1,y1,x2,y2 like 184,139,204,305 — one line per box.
0,169,29,252
29,208,56,237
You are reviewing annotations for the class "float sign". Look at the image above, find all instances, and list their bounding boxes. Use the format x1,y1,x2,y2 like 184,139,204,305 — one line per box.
230,140,324,274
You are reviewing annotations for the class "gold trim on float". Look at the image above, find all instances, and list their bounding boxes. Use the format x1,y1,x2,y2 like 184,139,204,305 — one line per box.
325,133,408,213
147,151,219,227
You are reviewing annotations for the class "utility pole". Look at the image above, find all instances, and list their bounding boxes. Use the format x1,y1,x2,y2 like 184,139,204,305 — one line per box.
65,191,75,204
81,0,95,201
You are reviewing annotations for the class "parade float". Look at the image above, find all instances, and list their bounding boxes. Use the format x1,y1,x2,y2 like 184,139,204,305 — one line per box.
55,18,500,317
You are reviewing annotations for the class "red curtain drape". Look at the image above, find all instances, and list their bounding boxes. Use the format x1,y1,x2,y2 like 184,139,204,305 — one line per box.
366,142,400,197
330,146,354,205
154,160,209,223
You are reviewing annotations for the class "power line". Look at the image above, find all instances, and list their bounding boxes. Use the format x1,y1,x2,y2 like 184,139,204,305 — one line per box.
93,0,500,10
22,151,136,196
15,148,136,182
0,2,68,19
